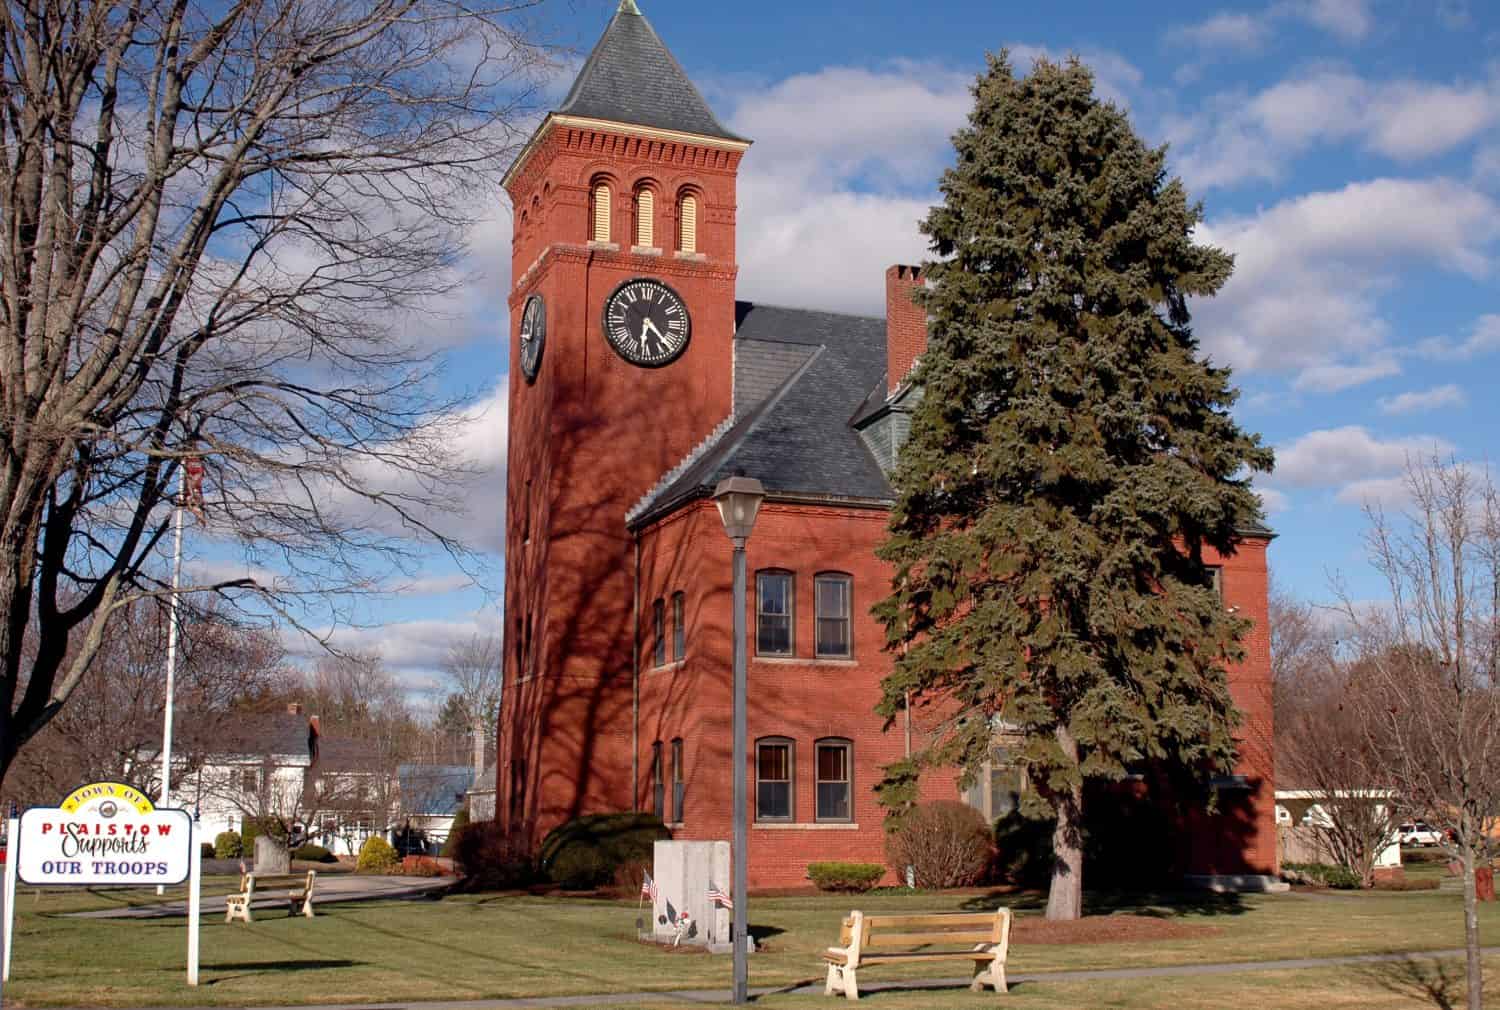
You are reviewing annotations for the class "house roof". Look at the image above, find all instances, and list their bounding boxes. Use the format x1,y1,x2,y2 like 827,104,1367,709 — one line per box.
554,2,745,143
628,302,894,527
192,711,314,761
398,765,476,817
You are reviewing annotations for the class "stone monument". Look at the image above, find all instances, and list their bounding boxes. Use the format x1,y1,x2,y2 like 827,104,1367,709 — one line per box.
644,840,743,952
254,834,290,875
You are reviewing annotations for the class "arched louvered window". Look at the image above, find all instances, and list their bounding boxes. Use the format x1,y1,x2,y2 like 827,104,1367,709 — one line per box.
635,187,655,247
591,182,611,243
678,194,698,254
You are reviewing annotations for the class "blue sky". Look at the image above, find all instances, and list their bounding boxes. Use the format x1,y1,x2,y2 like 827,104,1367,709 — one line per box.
263,0,1499,697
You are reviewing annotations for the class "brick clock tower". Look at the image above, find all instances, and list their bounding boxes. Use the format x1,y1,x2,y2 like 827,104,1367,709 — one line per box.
499,1,750,835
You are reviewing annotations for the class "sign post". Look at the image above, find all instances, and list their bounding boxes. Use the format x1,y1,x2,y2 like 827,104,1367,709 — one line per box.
187,812,200,986
7,783,197,986
2,810,17,983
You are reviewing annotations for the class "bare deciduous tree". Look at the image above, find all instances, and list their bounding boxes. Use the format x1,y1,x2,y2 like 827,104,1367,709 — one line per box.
7,599,291,806
1277,657,1402,888
0,0,551,786
1341,457,1500,1010
441,632,500,772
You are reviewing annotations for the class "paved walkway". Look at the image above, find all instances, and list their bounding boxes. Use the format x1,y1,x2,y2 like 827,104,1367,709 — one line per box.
116,945,1500,1009
67,874,450,918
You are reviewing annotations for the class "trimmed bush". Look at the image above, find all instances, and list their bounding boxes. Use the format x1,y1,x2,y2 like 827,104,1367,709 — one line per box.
1283,861,1363,889
539,812,671,889
441,807,470,858
292,843,337,863
200,842,216,861
214,830,243,859
357,835,399,874
885,800,992,889
452,819,536,889
808,862,886,893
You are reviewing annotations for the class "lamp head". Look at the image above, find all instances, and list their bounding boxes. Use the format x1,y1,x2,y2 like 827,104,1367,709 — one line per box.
713,474,765,546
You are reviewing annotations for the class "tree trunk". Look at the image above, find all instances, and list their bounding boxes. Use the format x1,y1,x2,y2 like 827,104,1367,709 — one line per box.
1463,846,1484,1010
1045,724,1084,921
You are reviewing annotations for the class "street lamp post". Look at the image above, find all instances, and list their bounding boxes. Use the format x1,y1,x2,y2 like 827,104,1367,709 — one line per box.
713,474,764,1007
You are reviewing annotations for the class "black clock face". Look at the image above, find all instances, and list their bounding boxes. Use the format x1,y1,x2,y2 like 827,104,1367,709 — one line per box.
602,278,691,368
519,294,545,383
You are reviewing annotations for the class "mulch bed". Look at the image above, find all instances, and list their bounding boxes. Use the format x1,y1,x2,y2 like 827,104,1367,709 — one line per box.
1011,914,1219,945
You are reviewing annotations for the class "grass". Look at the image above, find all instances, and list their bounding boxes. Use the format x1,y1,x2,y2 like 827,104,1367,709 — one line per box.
3,883,1495,1007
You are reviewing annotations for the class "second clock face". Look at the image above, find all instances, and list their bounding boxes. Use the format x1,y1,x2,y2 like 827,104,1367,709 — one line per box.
519,294,545,383
602,278,691,368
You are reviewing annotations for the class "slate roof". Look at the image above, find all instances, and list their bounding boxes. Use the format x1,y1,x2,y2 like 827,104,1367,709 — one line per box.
398,765,476,817
197,711,314,761
555,2,745,143
628,302,893,527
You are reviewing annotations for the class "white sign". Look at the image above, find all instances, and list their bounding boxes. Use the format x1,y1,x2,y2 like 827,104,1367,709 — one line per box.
16,782,192,886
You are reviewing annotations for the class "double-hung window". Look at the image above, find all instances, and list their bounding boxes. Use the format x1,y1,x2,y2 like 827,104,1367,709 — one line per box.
756,571,794,656
653,598,666,667
672,591,685,661
755,738,794,821
671,738,684,822
651,741,664,819
815,573,852,658
816,739,853,822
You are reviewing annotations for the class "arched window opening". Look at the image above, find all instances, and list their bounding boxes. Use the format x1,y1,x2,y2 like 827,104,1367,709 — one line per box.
591,182,611,243
635,187,655,247
678,193,698,254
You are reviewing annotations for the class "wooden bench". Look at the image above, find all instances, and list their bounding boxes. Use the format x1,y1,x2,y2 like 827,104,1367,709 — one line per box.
822,909,1012,1000
225,870,318,922
225,872,255,923
288,870,317,918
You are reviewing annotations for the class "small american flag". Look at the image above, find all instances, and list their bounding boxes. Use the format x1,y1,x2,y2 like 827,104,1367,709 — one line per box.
708,881,732,910
641,871,659,902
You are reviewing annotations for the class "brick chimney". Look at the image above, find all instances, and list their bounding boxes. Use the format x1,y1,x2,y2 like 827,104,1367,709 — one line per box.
287,702,303,715
886,264,927,395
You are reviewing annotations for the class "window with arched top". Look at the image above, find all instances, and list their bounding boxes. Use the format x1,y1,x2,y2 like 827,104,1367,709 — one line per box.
635,187,655,248
678,193,698,254
815,738,853,822
591,182,611,243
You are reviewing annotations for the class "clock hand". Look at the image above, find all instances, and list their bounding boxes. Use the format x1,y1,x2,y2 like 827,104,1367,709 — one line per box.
640,317,667,343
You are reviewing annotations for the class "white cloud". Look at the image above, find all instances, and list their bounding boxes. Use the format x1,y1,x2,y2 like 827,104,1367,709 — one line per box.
1170,71,1500,189
1168,13,1269,51
1377,384,1467,415
290,608,502,686
1192,178,1500,384
1292,357,1400,393
1294,0,1374,41
1417,314,1500,360
1255,484,1291,514
1275,426,1453,488
727,53,1144,315
1334,475,1413,508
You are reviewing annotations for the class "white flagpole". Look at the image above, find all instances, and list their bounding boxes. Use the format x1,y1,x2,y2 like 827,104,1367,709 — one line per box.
187,814,201,985
3,811,18,982
157,464,186,895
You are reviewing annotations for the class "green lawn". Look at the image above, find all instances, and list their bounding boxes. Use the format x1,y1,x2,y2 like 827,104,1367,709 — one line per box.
3,884,1495,1007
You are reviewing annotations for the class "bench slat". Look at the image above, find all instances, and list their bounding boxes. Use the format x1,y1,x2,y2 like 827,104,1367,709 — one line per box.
864,931,996,947
862,914,998,929
861,951,997,963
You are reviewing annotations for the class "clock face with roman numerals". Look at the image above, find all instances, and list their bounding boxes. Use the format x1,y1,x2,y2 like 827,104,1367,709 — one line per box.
519,294,545,383
602,278,691,368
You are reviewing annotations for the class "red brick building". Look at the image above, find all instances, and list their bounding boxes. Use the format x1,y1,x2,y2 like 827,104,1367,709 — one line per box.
498,1,1277,890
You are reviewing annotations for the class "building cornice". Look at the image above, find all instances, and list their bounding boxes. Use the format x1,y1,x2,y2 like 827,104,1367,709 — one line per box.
503,113,753,189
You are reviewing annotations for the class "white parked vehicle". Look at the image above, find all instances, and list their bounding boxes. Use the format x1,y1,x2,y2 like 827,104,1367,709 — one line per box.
1399,821,1444,847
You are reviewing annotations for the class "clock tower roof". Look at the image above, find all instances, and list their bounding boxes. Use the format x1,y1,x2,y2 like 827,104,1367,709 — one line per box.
554,1,746,143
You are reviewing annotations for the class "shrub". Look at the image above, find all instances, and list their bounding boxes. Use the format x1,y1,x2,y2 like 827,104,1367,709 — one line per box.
452,819,537,889
1283,861,1363,889
357,835,399,874
539,812,671,889
292,843,337,864
392,825,430,857
609,858,652,900
808,862,886,892
885,801,992,889
200,842,216,861
214,830,243,859
441,807,471,858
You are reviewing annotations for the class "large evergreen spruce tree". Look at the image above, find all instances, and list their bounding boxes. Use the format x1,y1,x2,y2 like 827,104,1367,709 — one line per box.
874,54,1274,921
